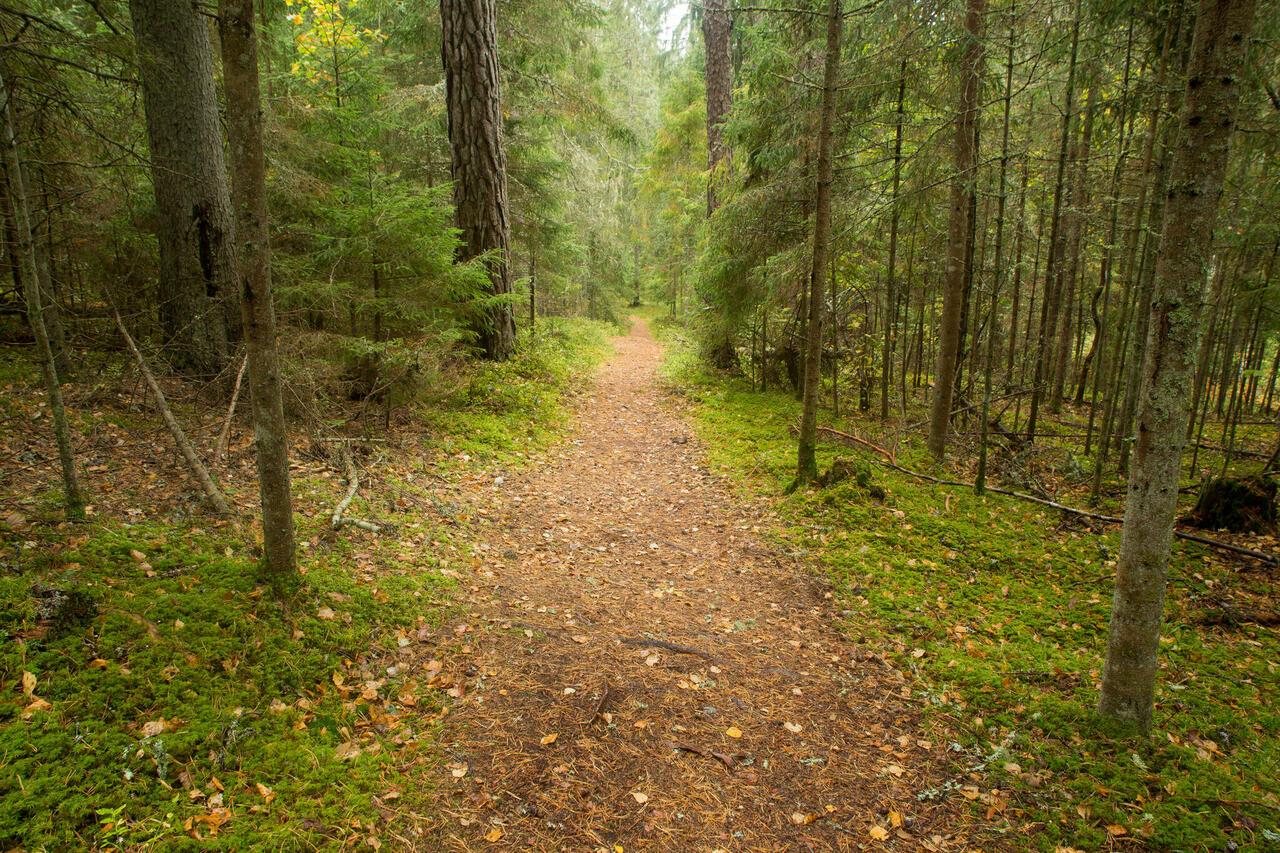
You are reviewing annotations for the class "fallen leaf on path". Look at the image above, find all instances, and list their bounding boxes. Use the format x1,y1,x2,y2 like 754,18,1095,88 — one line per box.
725,726,742,738
869,825,890,841
484,827,503,842
783,722,802,733
540,733,558,745
631,791,648,804
791,812,814,825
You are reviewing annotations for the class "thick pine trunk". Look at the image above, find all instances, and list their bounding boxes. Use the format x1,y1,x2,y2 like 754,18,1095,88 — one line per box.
440,0,516,361
129,0,237,377
927,0,984,460
1099,0,1256,729
794,0,842,486
703,0,733,215
219,0,298,581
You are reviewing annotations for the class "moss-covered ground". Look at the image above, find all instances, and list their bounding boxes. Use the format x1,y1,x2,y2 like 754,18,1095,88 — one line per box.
0,318,613,850
655,323,1279,852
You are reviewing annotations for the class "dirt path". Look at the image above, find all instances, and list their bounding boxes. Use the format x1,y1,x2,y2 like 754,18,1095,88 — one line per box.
421,319,975,851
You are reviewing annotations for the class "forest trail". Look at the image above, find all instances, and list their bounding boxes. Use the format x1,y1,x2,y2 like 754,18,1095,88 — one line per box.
421,318,975,851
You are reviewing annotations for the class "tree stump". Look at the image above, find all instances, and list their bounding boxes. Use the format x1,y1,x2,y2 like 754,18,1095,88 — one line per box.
1183,475,1277,534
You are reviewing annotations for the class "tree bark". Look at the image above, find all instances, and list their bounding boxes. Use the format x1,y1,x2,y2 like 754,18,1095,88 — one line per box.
219,0,298,581
703,0,733,214
1025,4,1079,441
927,0,984,460
440,0,516,361
1099,0,1256,730
881,63,906,420
0,70,84,518
129,0,237,377
794,0,842,486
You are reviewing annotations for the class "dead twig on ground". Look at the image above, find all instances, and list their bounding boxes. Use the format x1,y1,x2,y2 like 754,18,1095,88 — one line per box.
213,352,247,464
618,636,715,659
331,443,383,533
112,308,232,517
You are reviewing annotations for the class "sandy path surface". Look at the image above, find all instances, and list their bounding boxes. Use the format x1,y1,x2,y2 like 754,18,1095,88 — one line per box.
422,318,976,851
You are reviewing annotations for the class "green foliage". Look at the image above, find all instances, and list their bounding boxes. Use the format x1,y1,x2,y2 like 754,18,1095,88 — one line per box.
662,340,1280,852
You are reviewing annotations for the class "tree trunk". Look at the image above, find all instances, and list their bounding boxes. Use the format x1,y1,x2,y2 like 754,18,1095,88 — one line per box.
977,2,1015,493
794,0,842,486
1099,0,1256,730
927,0,984,460
219,0,298,581
703,0,733,214
440,0,516,361
1025,4,1079,441
129,0,237,377
881,63,906,420
0,70,83,518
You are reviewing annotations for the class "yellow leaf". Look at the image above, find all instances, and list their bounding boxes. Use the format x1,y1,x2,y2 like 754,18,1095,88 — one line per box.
889,810,903,828
1106,825,1128,836
869,825,890,841
725,726,742,738
631,791,648,804
790,812,814,825
540,733,558,745
484,826,503,842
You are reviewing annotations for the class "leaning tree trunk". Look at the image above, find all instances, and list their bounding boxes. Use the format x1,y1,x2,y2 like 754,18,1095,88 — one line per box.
794,0,842,486
440,0,516,361
927,0,984,460
129,0,238,377
703,0,733,215
219,0,298,581
1099,0,1256,730
0,69,83,517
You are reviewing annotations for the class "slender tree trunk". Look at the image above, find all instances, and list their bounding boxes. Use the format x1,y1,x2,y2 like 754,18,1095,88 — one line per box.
1026,5,1080,441
881,63,906,419
129,0,237,377
219,0,297,580
977,3,1015,493
927,0,984,460
794,0,842,486
1056,81,1097,409
1099,0,1256,729
440,0,516,360
0,70,83,518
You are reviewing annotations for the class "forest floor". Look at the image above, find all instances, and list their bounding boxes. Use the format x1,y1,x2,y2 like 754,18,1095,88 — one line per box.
411,317,977,851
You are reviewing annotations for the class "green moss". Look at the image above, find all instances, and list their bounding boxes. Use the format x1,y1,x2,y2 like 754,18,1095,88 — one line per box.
661,341,1280,851
0,318,614,850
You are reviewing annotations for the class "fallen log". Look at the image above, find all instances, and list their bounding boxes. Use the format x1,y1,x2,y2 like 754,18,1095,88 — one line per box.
875,458,1278,566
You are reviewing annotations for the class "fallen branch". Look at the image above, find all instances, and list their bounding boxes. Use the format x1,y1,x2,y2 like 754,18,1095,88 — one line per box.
214,353,248,464
875,458,1278,566
672,742,737,769
331,443,382,533
814,425,896,463
619,636,715,659
112,309,232,517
